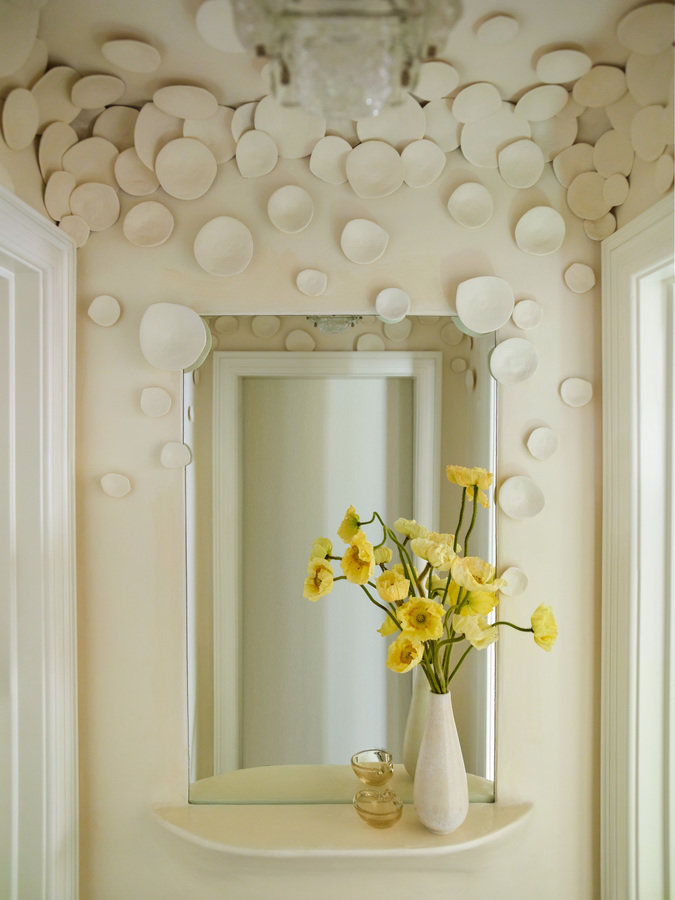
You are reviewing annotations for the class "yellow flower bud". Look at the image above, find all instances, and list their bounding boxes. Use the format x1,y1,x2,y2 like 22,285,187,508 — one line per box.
531,604,558,651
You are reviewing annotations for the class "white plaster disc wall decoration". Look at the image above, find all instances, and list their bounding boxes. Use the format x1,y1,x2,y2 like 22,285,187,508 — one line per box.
529,112,578,162
195,0,246,52
154,85,218,120
71,74,125,109
630,106,669,162
572,66,627,108
100,473,132,498
560,377,593,407
627,49,673,107
346,140,404,199
526,426,559,460
87,294,121,327
413,61,460,101
455,275,514,333
514,207,566,255
617,3,675,56
140,386,172,417
384,319,412,341
355,94,425,150
122,201,174,247
32,66,81,132
251,316,281,338
58,214,89,247
476,14,519,45
447,182,494,229
309,135,351,184
254,95,326,159
497,139,544,188
93,106,139,150
296,269,327,296
70,182,120,231
605,92,641,138
184,106,236,164
584,213,616,241
0,3,39,77
552,142,594,187
267,185,314,233
375,288,411,323
512,299,543,330
139,302,207,371
423,99,460,152
285,329,316,351
193,215,253,275
101,39,161,72
62,136,119,187
564,263,596,294
498,475,545,519
576,107,612,145
452,82,502,123
535,49,592,84
213,315,238,335
356,333,385,351
566,172,612,220
440,320,464,346
499,566,528,596
44,170,75,221
1,34,47,87
38,121,78,181
235,129,278,177
160,442,192,468
654,154,675,193
134,102,183,170
154,137,218,199
489,337,539,383
593,129,634,177
465,369,476,391
1,87,39,150
450,357,467,373
514,85,569,121
603,173,629,207
401,139,446,188
460,103,531,168
340,219,389,264
114,148,160,196
231,101,257,142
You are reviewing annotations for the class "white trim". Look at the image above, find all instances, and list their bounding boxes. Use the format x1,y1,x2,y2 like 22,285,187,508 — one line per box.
601,195,674,900
0,187,78,900
211,351,441,773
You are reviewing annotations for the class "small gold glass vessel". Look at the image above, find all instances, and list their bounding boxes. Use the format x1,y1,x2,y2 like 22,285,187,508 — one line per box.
353,788,403,829
350,748,394,786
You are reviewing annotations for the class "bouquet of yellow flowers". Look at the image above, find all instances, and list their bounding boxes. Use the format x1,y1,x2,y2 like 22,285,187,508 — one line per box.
303,464,557,694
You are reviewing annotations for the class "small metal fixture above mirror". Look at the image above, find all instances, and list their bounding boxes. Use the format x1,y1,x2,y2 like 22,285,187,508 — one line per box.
231,0,463,118
306,314,362,333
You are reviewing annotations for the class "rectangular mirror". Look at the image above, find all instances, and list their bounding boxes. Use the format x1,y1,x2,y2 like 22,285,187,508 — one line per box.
184,315,496,804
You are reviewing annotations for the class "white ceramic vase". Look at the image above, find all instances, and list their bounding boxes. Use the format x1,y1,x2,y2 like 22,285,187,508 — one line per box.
402,666,430,776
413,690,469,834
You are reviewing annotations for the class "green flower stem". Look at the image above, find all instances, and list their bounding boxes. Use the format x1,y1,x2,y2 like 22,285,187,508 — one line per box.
386,528,421,597
493,621,534,634
448,643,473,683
423,644,443,693
360,584,401,629
454,487,467,552
463,495,479,556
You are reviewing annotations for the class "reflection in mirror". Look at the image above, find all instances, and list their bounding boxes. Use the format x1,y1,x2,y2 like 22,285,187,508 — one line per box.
184,315,496,804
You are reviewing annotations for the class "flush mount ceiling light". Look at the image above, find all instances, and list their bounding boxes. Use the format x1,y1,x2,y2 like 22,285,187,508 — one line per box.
231,0,462,119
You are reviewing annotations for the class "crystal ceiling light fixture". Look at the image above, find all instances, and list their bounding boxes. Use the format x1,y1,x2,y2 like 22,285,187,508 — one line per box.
231,0,462,119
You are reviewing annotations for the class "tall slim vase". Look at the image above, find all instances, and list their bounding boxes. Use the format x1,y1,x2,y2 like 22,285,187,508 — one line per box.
413,690,469,834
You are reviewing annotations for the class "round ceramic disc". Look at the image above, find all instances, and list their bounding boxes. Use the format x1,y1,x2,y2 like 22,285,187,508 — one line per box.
71,74,125,109
340,219,389,265
593,129,633,176
450,357,467,373
356,333,385,351
536,49,592,84
440,320,464,345
1,87,39,150
456,276,514,333
631,106,668,162
526,427,559,461
617,3,675,55
69,182,120,231
285,329,316,351
267,185,314,233
235,129,278,178
423,99,460,152
605,92,642,137
346,140,404,199
184,106,236,164
231,101,256,142
139,302,207,371
498,475,545,519
58,215,89,247
38,122,78,181
460,103,531,168
93,106,139,150
514,85,569,121
489,337,539,383
476,14,519,45
564,263,596,293
44,170,75,221
296,269,327,296
133,102,183,170
529,113,578,162
251,316,281,338
567,172,612,220
100,473,131,498
383,319,412,341
160,442,192,468
0,4,39,78
499,566,529,596
101,39,161,72
309,135,351,184
195,0,246,52
375,288,411,323
355,94,425,151
193,216,253,276
213,316,238,335
62,136,118,187
32,66,81,133
514,207,566,255
552,142,594,187
140,386,172,417
572,65,627,108
401,139,446,188
512,299,543,330
498,139,544,188
452,82,502,123
88,294,121,327
114,147,159,196
154,137,217,200
154,85,218,120
413,61,460,101
122,201,174,247
447,182,494,228
254,95,325,159
465,369,476,391
584,214,617,241
654,154,675,193
603,173,630,206
626,49,673,107
560,377,593,407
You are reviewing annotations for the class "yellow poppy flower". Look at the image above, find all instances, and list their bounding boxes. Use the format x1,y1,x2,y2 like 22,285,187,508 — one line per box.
376,569,410,603
303,558,334,601
397,598,444,641
374,545,393,565
451,556,504,593
410,532,457,570
378,615,399,636
340,530,375,584
452,613,498,649
446,465,493,506
452,585,499,616
393,518,429,540
309,537,332,560
386,633,424,673
531,604,558,651
337,505,360,543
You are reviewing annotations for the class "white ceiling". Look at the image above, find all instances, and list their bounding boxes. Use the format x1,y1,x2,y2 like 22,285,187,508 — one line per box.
36,0,646,111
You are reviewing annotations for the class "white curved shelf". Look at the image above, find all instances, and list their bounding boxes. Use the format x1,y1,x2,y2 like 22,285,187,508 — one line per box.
153,801,532,859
